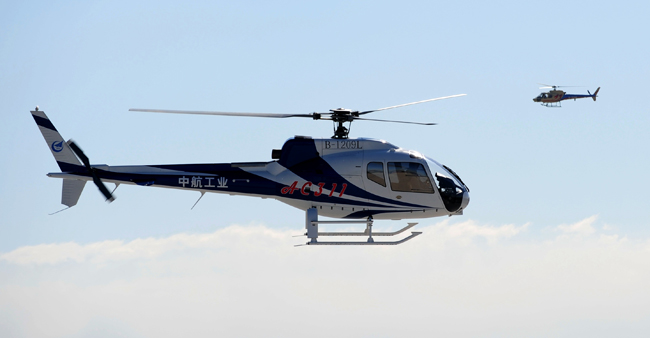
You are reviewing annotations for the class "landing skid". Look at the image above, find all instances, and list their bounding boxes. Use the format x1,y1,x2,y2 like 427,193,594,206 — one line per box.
542,102,561,107
299,208,422,246
306,232,422,246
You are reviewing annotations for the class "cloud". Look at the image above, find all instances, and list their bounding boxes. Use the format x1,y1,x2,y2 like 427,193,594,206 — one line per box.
427,218,529,246
1,217,650,338
1,218,534,267
0,224,292,265
0,220,529,266
557,215,598,235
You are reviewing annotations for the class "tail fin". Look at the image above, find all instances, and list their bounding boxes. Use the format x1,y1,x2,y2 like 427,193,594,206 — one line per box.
30,108,83,172
62,179,86,207
592,87,600,101
32,108,88,208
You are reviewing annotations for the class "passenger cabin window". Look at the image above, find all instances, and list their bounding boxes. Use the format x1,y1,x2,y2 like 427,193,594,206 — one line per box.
367,162,386,187
387,162,434,193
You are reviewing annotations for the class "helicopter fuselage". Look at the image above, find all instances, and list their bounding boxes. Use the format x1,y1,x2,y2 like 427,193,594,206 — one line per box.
48,136,470,220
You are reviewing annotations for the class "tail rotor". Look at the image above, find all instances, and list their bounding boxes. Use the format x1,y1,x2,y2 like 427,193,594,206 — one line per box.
592,87,600,101
68,141,115,203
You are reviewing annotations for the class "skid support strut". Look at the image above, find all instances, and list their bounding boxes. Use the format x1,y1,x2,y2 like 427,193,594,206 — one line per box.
303,208,422,246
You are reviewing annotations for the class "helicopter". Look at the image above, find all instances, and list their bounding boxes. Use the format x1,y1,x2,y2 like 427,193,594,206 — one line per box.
533,84,600,107
30,94,469,246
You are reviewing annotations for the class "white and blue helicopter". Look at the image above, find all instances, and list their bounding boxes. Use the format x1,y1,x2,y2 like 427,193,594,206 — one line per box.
31,94,469,245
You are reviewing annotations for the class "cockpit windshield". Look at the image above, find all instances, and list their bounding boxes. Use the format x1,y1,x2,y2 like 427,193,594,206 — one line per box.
425,157,467,212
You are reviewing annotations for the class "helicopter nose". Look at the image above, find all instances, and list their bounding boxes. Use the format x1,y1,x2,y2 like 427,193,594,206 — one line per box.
460,190,470,210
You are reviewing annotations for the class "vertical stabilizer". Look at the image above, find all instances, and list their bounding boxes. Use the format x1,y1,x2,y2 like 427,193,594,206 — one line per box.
592,87,600,101
62,179,86,207
30,108,83,172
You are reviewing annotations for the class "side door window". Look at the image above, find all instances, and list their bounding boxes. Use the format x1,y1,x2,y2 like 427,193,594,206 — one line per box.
387,162,434,193
366,162,386,187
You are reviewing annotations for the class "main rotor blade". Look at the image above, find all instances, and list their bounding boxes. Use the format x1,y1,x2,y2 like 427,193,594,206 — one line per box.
130,108,315,119
538,83,582,89
354,117,437,125
358,94,466,115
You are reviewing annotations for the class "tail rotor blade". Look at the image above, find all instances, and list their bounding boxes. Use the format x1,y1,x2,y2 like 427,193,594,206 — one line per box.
92,174,115,202
67,141,115,203
68,141,90,167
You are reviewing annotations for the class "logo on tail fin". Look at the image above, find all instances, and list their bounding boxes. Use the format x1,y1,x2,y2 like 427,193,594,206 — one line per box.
51,140,64,152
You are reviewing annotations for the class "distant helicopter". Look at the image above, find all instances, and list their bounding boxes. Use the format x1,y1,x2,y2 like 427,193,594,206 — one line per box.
31,94,469,246
533,84,600,107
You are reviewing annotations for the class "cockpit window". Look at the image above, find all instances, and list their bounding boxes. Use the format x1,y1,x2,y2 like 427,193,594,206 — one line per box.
387,162,434,193
425,157,468,212
367,162,386,187
434,173,464,212
443,165,469,192
435,173,463,195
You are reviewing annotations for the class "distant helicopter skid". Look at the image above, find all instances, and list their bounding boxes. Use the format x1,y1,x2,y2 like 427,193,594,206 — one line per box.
533,84,600,107
31,95,468,245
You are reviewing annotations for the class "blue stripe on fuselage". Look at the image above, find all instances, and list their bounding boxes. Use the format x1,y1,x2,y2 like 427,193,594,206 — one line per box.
147,163,400,208
147,163,277,195
57,161,85,173
562,94,592,100
343,209,424,219
146,162,420,209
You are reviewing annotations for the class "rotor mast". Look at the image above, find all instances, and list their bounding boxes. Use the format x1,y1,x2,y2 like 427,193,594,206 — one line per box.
327,108,358,139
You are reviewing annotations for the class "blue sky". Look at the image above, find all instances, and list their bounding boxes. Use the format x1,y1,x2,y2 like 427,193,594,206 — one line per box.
1,1,649,337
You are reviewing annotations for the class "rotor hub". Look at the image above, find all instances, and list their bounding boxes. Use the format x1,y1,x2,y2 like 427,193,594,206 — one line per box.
328,108,359,139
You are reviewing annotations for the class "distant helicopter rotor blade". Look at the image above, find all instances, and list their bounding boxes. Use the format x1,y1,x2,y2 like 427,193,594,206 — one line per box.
358,94,466,115
354,117,437,125
538,83,583,89
129,108,317,119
